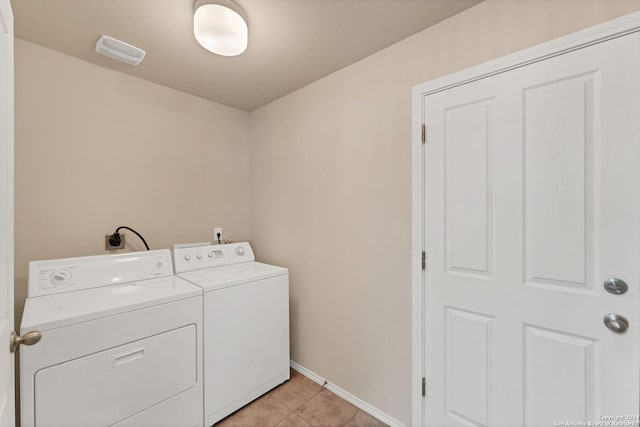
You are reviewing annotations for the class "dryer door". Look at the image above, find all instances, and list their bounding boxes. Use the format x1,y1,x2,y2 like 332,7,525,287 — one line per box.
34,324,196,426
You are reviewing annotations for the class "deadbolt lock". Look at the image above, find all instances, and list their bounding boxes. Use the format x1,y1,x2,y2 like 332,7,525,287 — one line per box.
603,278,628,295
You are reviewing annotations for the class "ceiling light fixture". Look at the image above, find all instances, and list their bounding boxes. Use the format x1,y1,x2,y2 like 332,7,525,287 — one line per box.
193,0,248,57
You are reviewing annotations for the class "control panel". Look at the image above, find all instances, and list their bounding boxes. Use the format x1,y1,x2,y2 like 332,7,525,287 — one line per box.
28,250,174,298
173,242,255,273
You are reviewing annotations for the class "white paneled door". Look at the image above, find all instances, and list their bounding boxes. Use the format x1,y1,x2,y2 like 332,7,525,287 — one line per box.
422,32,640,425
0,0,13,426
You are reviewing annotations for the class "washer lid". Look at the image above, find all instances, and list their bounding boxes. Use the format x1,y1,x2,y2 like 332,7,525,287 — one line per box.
177,261,288,292
21,276,202,332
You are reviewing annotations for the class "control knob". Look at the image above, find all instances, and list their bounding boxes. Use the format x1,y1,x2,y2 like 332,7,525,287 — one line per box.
196,253,202,260
236,247,245,256
184,255,191,261
50,270,71,284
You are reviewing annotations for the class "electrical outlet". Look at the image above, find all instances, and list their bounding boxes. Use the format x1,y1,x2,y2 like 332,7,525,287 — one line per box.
105,234,125,250
214,227,223,243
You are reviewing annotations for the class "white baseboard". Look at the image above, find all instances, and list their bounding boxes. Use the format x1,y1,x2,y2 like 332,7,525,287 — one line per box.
289,360,408,427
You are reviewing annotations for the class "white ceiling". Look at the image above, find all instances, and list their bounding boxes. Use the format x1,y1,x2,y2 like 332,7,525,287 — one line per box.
11,0,482,111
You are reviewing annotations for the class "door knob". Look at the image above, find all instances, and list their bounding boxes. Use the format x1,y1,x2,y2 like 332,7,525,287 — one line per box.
603,313,629,334
10,330,41,353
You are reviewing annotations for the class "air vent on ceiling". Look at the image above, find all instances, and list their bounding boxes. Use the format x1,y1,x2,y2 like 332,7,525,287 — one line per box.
95,35,146,65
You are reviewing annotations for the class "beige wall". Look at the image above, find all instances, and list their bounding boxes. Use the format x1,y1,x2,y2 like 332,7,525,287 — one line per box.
249,0,640,424
14,39,251,325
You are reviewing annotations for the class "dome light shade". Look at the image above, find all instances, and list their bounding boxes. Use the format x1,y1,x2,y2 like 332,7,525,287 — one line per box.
193,0,248,56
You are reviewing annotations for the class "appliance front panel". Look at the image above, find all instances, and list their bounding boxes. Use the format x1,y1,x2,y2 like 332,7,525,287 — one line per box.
34,324,196,426
20,295,203,427
204,274,290,425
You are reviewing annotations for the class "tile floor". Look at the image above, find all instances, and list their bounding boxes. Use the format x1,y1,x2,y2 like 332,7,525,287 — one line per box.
214,368,388,427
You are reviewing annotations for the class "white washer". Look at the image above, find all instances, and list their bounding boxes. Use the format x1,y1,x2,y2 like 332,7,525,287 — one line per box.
173,242,289,426
20,249,204,427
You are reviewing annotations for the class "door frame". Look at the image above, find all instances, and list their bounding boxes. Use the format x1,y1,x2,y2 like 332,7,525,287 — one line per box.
0,0,13,425
411,11,640,427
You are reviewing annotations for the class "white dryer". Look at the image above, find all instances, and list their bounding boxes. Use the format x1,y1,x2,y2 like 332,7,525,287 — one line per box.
173,242,289,426
20,249,204,427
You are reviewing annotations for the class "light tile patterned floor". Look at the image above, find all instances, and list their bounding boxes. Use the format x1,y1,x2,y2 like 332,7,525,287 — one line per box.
214,369,388,427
